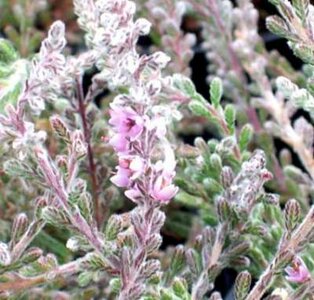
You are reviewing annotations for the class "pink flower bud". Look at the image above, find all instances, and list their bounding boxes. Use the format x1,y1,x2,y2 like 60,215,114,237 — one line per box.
111,166,132,187
111,156,144,188
285,256,311,283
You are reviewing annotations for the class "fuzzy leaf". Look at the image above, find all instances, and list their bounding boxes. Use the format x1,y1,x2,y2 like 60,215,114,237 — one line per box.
224,104,236,134
278,0,298,23
284,199,301,232
105,215,124,241
239,124,253,152
292,0,309,24
4,159,36,180
266,16,297,41
290,88,314,120
172,74,197,98
172,278,190,299
0,39,18,64
234,271,251,300
189,101,211,119
0,59,28,113
210,77,223,108
289,41,314,65
78,271,94,287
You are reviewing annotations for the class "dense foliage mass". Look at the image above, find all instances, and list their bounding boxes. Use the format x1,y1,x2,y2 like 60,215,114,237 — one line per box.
1,0,314,299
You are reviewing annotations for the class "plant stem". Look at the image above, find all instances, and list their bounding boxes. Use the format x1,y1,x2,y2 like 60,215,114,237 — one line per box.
76,77,102,227
36,148,104,253
0,257,82,292
118,205,154,299
261,87,314,181
246,205,314,299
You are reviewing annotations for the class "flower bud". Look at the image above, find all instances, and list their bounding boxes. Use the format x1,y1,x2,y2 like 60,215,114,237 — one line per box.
134,18,151,35
234,271,251,300
11,213,28,246
50,115,71,143
285,256,311,283
151,51,171,69
284,199,300,232
20,247,43,264
217,198,232,222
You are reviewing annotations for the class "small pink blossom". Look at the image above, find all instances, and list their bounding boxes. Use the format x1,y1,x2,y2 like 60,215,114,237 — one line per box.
109,105,144,138
285,256,311,283
111,166,132,187
150,146,178,203
109,133,129,152
125,187,142,203
129,156,144,179
151,175,178,202
111,156,145,188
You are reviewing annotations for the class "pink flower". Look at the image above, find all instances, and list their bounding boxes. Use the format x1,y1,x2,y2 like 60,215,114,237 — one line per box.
146,117,167,138
150,145,178,203
128,156,144,179
109,105,143,138
125,187,143,203
110,156,144,188
111,166,132,187
151,175,178,202
109,133,129,152
285,257,311,283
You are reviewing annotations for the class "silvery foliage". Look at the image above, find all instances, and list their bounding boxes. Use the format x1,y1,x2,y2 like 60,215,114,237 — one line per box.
1,0,314,299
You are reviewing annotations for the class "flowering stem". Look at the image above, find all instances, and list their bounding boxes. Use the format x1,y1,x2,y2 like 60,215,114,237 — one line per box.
247,205,314,299
119,205,155,299
76,77,102,227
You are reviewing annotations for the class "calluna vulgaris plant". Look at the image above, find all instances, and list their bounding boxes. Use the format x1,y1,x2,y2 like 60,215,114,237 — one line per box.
2,0,314,299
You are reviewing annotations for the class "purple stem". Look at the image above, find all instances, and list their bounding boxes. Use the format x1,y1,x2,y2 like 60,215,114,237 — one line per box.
76,77,103,227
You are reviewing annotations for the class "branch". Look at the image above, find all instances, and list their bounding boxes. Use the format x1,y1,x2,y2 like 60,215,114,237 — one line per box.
246,205,314,299
76,77,102,227
0,257,82,293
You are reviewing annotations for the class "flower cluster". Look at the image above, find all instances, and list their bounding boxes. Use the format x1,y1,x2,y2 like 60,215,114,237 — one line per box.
0,21,66,160
20,20,66,114
109,97,178,204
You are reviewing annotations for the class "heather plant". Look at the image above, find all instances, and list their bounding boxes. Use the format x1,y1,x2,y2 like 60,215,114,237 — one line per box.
1,0,314,299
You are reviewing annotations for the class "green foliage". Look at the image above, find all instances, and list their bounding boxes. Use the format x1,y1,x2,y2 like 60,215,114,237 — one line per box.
210,77,223,108
3,159,37,180
104,215,124,241
0,59,28,114
0,39,18,64
188,101,211,119
266,16,296,40
224,104,236,134
172,74,200,100
239,124,253,152
292,0,309,24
